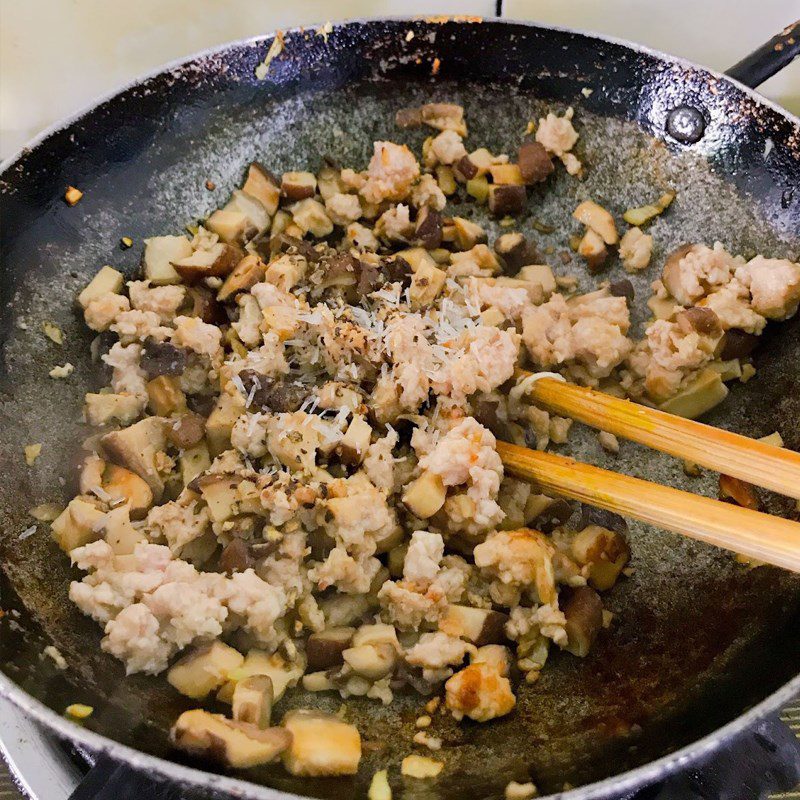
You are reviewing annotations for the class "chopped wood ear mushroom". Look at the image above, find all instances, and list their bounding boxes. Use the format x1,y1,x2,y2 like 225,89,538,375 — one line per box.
172,242,243,281
100,417,168,497
78,266,124,308
518,141,554,184
102,463,153,517
570,524,630,591
233,674,274,729
439,605,509,646
170,709,291,768
415,206,443,249
577,229,608,273
402,470,446,518
167,641,244,699
281,710,362,776
488,184,527,217
242,163,281,216
573,200,619,245
217,254,266,302
143,235,193,285
562,586,603,657
281,171,317,201
306,627,355,670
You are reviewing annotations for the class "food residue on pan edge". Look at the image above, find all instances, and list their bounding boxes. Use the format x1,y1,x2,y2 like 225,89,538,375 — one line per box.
39,101,800,784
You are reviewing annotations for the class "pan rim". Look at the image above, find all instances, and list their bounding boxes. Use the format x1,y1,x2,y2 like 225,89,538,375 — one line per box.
1,15,798,799
1,14,797,178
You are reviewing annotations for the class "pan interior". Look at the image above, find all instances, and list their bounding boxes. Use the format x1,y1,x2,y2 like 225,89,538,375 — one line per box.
1,21,799,800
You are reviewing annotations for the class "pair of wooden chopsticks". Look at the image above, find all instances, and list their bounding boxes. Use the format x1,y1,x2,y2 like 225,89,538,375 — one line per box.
499,371,800,573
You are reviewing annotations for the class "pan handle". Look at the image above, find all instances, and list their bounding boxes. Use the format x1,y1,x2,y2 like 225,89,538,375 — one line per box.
68,755,183,800
725,20,800,88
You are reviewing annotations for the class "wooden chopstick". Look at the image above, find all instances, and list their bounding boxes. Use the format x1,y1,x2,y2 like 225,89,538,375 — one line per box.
496,440,800,573
515,370,800,501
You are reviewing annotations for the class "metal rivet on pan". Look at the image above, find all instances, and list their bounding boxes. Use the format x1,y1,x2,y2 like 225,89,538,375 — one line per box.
666,105,706,144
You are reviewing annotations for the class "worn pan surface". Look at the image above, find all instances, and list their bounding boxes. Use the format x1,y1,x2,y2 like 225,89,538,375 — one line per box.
1,18,799,800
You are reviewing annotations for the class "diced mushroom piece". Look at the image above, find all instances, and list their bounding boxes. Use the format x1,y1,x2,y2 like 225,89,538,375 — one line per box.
421,103,467,135
401,754,444,779
319,594,372,628
206,209,257,246
242,163,281,216
351,623,401,650
146,376,187,416
657,368,729,420
438,605,509,646
206,392,246,456
103,503,145,555
51,497,105,552
489,164,525,186
518,141,554,184
233,674,274,729
718,328,759,360
100,417,168,497
140,341,188,380
167,413,206,449
577,229,608,273
143,235,193,285
623,192,675,227
647,293,680,321
102,463,153,517
84,393,142,426
78,266,125,308
452,217,487,250
170,709,291,769
415,206,443,249
402,470,446,519
570,524,630,591
172,243,243,281
229,190,271,234
217,254,266,302
660,244,698,304
281,710,362,777
409,261,447,309
186,286,226,325
306,627,356,671
218,650,306,704
573,200,618,245
195,474,243,523
517,264,557,301
290,199,334,238
396,106,423,128
562,586,604,657
453,154,479,182
466,176,489,204
676,307,722,337
495,232,532,273
436,165,457,195
338,415,373,465
167,641,244,699
342,643,397,680
281,171,317,201
488,184,527,217
609,279,635,305
303,671,336,692
180,443,211,486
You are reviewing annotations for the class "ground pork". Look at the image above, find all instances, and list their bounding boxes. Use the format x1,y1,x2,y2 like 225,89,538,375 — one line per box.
362,428,400,493
410,174,447,211
535,108,581,173
378,579,448,630
426,130,468,168
111,309,172,343
325,192,363,226
84,293,131,332
403,531,445,588
664,242,740,306
619,227,653,272
102,342,148,401
376,204,414,243
735,256,800,320
405,632,475,683
360,141,421,204
172,315,224,365
445,661,516,722
146,500,210,554
466,278,530,321
310,547,382,595
128,281,186,322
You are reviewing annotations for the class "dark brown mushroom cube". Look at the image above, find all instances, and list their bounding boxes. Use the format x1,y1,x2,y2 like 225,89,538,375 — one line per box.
453,154,479,182
172,243,244,281
562,586,604,657
518,141,554,184
488,184,527,217
718,328,760,360
415,207,443,250
280,171,317,201
494,232,532,273
167,413,207,449
140,341,188,380
187,286,227,324
217,254,266,303
219,538,253,575
306,627,356,671
395,107,423,128
677,307,722,337
439,605,509,646
608,279,635,305
242,163,281,216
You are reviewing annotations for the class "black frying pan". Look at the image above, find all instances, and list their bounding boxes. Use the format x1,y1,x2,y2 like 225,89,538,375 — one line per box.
1,17,799,800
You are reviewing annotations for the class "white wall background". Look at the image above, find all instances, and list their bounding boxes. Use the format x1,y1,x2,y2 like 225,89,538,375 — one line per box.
0,0,797,160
